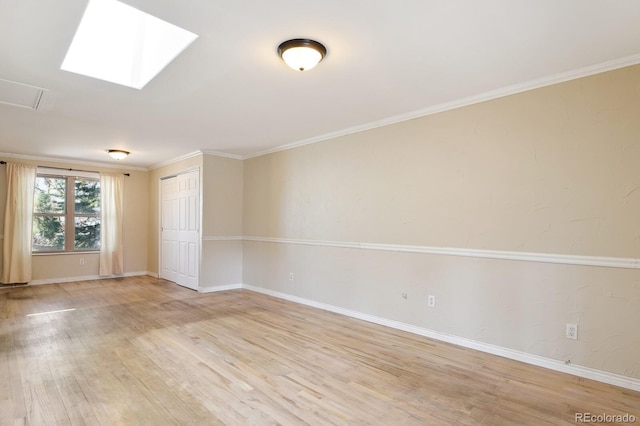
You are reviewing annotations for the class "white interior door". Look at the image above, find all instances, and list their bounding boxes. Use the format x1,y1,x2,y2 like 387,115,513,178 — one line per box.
160,171,199,290
161,177,178,283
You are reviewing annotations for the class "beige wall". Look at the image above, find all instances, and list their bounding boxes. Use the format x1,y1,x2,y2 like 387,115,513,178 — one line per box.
201,154,243,237
0,158,149,281
201,154,243,288
244,65,640,257
242,65,640,379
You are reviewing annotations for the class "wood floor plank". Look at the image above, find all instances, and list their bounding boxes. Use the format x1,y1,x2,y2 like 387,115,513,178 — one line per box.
1,276,639,425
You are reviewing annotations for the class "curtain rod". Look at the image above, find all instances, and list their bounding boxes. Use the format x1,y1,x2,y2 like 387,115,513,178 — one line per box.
0,161,130,176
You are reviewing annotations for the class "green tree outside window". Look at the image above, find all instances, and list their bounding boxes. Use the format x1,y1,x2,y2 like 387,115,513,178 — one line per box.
33,175,101,252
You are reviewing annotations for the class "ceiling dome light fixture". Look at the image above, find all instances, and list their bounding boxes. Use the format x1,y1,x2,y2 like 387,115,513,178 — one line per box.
108,149,130,160
278,39,326,72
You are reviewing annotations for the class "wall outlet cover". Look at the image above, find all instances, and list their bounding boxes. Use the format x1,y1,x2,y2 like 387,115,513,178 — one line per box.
566,323,578,340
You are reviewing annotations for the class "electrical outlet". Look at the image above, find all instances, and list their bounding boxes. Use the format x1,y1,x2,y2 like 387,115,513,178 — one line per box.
566,323,578,340
79,258,85,265
428,295,436,308
289,273,294,281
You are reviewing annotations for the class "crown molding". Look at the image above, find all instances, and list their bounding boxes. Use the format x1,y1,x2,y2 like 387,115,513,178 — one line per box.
244,53,640,160
0,151,148,172
149,150,203,170
7,55,639,167
150,149,244,171
200,150,243,160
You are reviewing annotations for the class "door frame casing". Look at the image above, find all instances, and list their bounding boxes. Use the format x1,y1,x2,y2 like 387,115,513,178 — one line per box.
158,166,202,290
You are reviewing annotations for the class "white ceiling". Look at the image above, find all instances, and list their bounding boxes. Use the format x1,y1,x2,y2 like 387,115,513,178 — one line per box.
1,0,640,169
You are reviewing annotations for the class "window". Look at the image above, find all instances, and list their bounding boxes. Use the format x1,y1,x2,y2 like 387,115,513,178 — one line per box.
32,173,101,252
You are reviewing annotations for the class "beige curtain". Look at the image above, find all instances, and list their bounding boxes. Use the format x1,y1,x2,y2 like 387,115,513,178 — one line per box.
2,162,37,284
99,172,124,276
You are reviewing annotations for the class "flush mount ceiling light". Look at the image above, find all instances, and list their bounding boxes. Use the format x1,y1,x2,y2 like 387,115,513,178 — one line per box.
278,39,327,72
61,0,198,89
108,149,130,160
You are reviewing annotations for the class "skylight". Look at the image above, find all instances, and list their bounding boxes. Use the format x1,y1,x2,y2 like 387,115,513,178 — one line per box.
61,0,198,89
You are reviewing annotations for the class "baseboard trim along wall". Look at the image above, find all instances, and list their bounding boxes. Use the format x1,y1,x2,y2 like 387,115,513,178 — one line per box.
29,271,153,285
199,283,243,293
16,274,640,392
236,283,640,392
244,236,640,269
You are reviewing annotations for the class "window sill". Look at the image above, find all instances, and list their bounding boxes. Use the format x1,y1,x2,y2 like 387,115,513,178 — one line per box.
32,251,100,256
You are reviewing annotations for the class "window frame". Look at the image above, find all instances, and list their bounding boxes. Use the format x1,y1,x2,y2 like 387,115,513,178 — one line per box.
32,169,101,254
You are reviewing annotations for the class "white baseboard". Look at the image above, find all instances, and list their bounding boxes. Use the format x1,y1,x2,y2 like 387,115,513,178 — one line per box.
241,284,640,393
199,283,243,293
18,275,640,392
29,271,152,285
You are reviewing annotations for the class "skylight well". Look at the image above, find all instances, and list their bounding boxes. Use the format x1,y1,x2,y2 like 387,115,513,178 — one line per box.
61,0,198,89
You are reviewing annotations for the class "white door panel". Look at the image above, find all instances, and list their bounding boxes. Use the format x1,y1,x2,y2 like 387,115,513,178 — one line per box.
160,171,199,290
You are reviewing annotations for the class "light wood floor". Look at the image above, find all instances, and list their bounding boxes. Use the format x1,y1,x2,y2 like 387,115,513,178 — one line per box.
1,276,638,425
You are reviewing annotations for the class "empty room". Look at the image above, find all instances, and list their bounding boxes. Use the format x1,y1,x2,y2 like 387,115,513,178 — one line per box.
1,0,640,424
